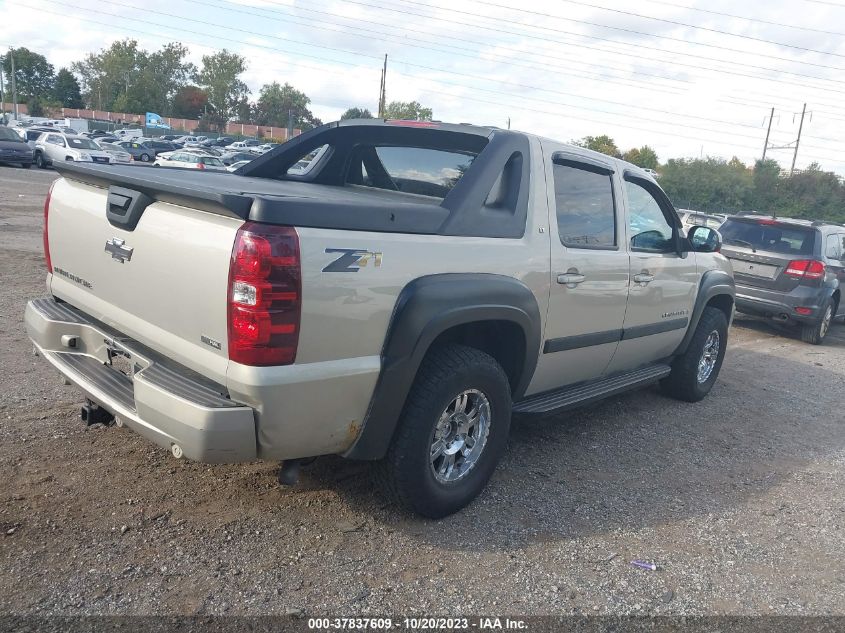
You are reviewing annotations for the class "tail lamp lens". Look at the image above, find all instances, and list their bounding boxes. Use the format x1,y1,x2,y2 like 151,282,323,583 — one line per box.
784,259,825,280
228,223,300,366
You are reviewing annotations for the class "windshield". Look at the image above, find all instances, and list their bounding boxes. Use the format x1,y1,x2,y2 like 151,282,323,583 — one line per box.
67,137,101,150
720,218,816,256
0,127,24,142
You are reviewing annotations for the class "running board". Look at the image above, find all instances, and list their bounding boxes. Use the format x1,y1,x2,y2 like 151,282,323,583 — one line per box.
513,363,671,415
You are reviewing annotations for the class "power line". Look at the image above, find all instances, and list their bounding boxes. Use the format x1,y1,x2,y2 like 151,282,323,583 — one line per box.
204,0,845,92
396,0,845,70
640,0,845,37
548,0,845,58
9,0,845,166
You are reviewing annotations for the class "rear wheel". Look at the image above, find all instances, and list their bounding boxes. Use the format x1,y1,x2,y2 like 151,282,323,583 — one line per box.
139,153,151,162
377,344,511,518
661,306,728,402
801,299,833,345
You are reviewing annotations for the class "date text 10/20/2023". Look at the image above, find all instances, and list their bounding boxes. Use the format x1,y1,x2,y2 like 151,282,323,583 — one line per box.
307,618,528,630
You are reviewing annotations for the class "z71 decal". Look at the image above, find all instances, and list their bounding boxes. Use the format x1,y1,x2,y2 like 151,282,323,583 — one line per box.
322,248,383,273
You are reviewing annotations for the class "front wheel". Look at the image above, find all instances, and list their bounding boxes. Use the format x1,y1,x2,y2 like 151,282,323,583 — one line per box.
660,306,728,402
35,152,48,169
801,299,833,345
377,344,512,518
139,153,151,162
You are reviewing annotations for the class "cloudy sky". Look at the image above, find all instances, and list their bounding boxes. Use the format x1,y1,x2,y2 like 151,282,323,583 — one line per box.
3,0,845,173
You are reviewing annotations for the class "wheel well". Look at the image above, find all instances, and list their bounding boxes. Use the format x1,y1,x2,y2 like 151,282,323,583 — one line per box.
427,320,526,395
706,293,734,322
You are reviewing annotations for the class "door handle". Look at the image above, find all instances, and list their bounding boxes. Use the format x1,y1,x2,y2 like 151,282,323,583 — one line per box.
557,272,586,287
633,271,655,285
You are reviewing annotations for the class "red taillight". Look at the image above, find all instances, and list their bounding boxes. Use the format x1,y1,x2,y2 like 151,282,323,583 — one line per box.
795,307,813,315
196,162,205,170
227,223,300,366
784,259,825,280
43,180,56,272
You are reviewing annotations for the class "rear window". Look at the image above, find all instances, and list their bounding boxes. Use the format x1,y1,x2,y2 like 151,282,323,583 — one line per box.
720,219,816,256
347,146,477,199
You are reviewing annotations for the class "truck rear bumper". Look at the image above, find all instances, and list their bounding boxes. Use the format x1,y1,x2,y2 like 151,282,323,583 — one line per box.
25,298,257,463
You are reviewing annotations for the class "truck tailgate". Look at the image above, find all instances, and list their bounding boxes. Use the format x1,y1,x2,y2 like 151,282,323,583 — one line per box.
47,176,243,385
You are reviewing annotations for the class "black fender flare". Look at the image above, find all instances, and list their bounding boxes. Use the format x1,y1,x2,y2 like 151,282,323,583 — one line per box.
674,269,735,355
344,273,542,460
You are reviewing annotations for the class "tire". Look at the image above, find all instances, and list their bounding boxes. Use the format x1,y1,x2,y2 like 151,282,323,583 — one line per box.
801,298,833,345
376,344,512,518
18,162,31,169
139,153,151,162
660,306,728,403
35,152,48,169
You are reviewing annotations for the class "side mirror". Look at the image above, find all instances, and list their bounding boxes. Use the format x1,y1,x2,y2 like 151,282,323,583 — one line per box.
687,225,722,253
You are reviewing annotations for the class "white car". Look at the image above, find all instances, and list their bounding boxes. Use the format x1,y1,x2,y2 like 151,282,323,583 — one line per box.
224,140,262,152
174,135,201,146
97,142,133,164
153,150,227,171
114,129,144,140
34,132,113,169
226,160,252,172
677,210,726,231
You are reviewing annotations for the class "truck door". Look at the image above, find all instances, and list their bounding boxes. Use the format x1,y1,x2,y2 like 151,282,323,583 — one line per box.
604,173,699,374
527,150,630,394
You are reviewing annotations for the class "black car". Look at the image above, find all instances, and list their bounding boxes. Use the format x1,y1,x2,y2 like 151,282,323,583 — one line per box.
143,139,179,154
0,126,35,167
721,214,845,344
202,137,234,148
218,151,257,166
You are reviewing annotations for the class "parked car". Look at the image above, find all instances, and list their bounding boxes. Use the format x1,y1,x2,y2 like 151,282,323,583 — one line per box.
161,134,182,141
677,210,727,232
114,129,144,140
96,142,132,164
34,132,113,168
721,215,845,344
114,141,156,162
143,139,179,154
255,143,281,153
201,136,234,148
226,160,251,172
27,120,735,518
225,140,262,152
85,130,112,138
15,127,55,149
153,150,227,171
218,151,258,166
0,125,35,167
173,135,201,146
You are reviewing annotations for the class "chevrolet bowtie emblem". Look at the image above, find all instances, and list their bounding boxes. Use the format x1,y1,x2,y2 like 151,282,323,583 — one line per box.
105,237,134,263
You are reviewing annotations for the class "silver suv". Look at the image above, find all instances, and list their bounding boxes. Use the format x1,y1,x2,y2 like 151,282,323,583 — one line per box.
34,132,113,169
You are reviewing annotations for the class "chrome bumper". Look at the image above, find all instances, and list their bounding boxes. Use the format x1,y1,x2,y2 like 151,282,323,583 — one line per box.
25,298,257,463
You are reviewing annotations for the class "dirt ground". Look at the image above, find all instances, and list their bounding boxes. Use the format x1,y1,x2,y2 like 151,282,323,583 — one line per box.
1,165,844,616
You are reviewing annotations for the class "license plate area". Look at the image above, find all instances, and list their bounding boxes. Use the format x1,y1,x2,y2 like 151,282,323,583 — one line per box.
108,349,137,380
732,259,779,279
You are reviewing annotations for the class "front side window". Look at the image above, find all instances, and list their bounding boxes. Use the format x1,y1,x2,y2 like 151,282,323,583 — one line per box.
553,163,616,248
625,179,675,252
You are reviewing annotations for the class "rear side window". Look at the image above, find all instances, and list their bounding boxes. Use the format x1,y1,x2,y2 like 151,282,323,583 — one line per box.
199,156,223,166
553,164,616,248
720,219,816,256
826,234,843,260
347,146,477,199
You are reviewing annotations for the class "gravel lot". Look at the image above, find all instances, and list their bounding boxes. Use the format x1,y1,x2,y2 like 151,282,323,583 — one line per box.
1,165,844,617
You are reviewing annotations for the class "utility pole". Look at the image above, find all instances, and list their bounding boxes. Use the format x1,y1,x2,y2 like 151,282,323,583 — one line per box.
9,48,19,121
790,103,807,177
761,107,774,162
378,54,387,118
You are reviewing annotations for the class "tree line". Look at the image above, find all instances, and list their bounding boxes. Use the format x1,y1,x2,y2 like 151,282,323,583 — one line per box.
573,134,845,224
1,42,434,132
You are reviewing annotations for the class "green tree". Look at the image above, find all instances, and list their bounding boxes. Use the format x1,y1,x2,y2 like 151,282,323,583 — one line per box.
254,82,311,127
27,96,44,117
194,50,249,121
53,68,83,108
171,85,208,119
659,157,752,213
623,145,659,170
3,47,55,102
341,107,373,120
573,135,621,158
750,159,781,213
383,100,433,121
137,43,196,115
